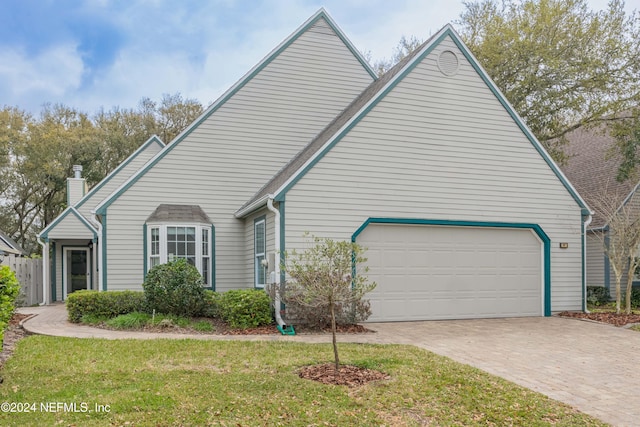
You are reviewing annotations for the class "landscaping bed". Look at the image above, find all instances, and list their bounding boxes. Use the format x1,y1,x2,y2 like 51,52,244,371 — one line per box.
559,310,640,327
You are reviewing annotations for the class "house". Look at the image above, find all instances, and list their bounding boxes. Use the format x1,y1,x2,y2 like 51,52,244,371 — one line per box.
562,124,640,297
38,9,591,322
0,230,27,258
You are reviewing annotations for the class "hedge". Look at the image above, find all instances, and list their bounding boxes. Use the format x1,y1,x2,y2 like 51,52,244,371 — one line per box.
66,290,145,323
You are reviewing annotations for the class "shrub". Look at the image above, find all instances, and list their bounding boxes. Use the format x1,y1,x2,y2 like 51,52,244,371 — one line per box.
0,266,21,340
143,259,205,317
201,290,221,318
631,287,640,309
586,286,610,306
66,290,145,323
218,289,272,329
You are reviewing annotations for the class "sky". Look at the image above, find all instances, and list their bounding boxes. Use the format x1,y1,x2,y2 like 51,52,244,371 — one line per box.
0,0,636,116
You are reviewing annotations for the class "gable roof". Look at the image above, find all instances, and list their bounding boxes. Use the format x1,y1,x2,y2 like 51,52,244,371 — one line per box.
94,8,376,216
38,207,98,241
236,24,590,217
0,230,27,255
562,125,637,229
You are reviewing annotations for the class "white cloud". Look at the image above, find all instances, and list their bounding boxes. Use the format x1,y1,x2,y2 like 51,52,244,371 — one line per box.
0,44,84,109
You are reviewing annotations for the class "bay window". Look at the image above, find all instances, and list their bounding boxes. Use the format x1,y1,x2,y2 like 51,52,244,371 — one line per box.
147,224,212,285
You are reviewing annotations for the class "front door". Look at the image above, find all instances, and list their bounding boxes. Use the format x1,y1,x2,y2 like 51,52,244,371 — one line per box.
64,247,90,298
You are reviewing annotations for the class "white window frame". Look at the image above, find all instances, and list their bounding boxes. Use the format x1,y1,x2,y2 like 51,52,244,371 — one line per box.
254,218,266,288
147,223,212,285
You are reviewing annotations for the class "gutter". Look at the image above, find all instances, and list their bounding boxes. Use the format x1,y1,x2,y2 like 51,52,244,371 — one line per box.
266,197,295,335
583,213,593,313
89,210,104,292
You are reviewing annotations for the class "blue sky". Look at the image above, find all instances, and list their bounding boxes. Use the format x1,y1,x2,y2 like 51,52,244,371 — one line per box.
0,0,633,115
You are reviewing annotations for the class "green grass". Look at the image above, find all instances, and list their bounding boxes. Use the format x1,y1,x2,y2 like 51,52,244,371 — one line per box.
0,337,606,426
105,312,151,329
631,325,640,332
86,312,214,332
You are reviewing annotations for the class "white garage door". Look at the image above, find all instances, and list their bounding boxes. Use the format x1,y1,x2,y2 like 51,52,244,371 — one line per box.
358,224,543,321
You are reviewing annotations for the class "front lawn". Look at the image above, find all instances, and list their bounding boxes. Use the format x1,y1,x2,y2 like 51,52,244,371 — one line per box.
0,337,606,426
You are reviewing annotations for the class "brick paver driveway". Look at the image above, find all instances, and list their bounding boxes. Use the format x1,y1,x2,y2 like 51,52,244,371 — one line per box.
367,317,640,427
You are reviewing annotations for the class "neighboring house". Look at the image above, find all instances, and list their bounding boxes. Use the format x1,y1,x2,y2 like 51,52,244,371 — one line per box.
0,230,27,257
38,9,591,322
562,125,640,296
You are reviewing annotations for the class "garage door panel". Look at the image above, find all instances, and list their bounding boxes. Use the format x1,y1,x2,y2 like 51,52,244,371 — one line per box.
359,224,543,321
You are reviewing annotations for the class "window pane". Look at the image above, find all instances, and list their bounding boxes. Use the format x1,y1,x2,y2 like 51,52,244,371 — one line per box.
202,257,209,285
256,255,266,285
186,227,196,241
177,241,186,256
167,242,177,259
255,221,265,254
187,257,196,266
150,257,160,268
187,242,195,256
177,227,186,241
167,227,177,241
202,229,209,256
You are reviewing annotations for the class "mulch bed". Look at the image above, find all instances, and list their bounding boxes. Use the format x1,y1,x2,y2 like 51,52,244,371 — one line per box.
299,363,389,387
95,317,373,336
0,313,32,370
558,311,640,327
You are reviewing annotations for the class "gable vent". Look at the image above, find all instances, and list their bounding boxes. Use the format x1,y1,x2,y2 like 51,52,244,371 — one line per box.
437,50,459,76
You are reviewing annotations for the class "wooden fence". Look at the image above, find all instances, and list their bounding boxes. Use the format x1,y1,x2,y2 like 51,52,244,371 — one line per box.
1,255,43,306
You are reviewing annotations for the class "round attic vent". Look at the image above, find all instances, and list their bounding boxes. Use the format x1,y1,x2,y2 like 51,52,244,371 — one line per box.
437,50,459,76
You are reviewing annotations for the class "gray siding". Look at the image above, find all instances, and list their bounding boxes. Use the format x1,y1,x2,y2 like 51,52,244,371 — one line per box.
103,18,374,291
77,141,163,219
283,36,584,312
67,178,85,206
47,213,94,240
586,232,605,287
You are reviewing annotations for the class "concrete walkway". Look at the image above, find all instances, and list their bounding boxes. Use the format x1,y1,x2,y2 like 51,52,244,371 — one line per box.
17,304,640,427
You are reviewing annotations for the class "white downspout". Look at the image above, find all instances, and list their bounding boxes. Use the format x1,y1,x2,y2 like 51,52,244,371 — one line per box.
36,237,49,305
89,210,103,292
266,197,287,331
583,213,593,313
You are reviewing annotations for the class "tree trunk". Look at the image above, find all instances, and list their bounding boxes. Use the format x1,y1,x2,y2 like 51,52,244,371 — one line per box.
614,273,622,314
625,260,637,314
330,302,339,371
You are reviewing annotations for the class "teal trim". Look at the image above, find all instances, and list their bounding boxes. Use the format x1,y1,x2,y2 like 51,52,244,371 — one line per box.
142,224,148,279
102,213,107,291
51,243,56,302
581,214,586,311
75,135,164,211
274,27,588,213
351,218,552,317
254,215,267,288
279,201,286,285
95,11,374,216
211,224,216,291
604,232,611,292
39,207,98,240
